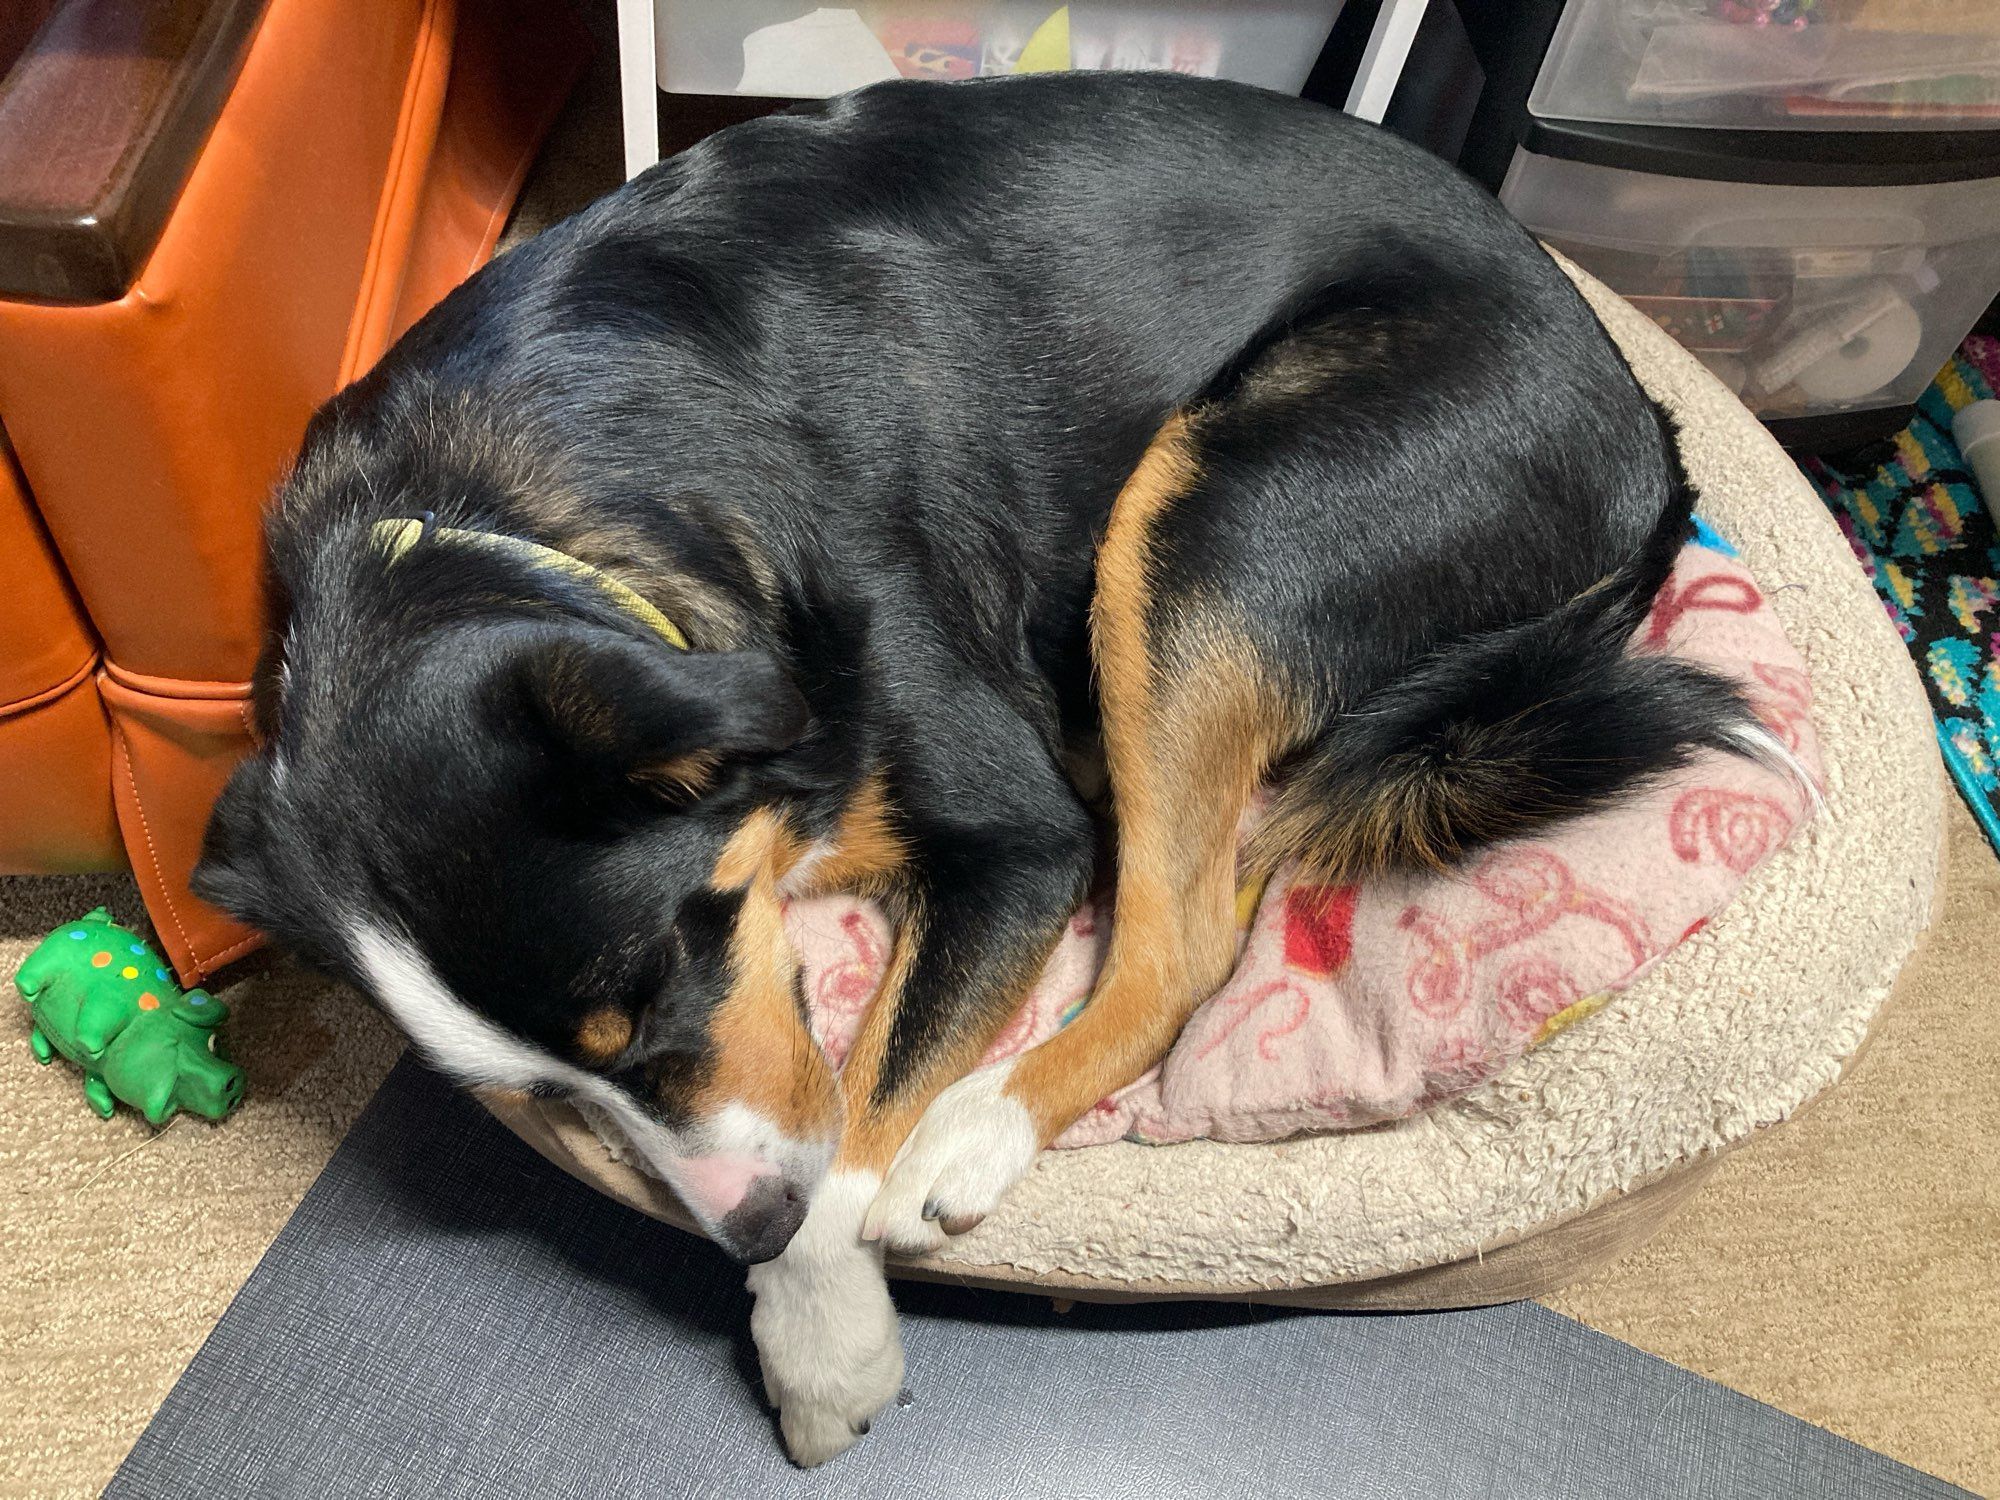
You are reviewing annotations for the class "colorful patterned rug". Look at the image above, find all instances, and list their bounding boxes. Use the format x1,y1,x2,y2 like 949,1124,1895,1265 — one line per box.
1802,337,2000,857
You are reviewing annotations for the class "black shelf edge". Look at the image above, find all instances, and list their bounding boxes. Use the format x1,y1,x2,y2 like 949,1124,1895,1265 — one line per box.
1520,117,2000,187
1764,405,1919,454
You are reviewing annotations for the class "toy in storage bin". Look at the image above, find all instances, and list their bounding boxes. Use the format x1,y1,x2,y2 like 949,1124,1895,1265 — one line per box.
1608,247,1790,355
652,2,1345,99
1502,151,2000,431
1531,0,2000,132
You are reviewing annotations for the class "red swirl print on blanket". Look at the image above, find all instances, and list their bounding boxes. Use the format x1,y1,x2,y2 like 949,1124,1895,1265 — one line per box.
1669,788,1795,874
781,541,1823,1149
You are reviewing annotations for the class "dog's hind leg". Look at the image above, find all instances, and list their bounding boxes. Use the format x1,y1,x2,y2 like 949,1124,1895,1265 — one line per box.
866,414,1300,1250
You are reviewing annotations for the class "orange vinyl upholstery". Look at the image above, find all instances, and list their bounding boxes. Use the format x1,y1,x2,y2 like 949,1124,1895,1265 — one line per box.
0,431,118,873
0,0,587,980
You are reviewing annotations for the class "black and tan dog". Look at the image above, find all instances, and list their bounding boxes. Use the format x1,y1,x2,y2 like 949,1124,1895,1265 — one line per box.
195,73,1783,1463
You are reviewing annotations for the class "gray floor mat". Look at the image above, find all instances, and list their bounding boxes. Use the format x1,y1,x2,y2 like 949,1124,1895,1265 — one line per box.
109,1055,1967,1500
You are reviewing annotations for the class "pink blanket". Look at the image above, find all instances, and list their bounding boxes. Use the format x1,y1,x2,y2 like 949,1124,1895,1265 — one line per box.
782,539,1822,1148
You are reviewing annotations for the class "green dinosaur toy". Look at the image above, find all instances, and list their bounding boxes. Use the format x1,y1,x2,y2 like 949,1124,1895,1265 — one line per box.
13,908,245,1124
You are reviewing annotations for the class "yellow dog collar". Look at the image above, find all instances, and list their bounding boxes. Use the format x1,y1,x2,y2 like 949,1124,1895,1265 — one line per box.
371,516,690,651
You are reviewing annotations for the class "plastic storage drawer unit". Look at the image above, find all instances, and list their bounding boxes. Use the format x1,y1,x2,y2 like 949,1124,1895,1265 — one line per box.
653,1,1343,98
1502,147,2000,423
1531,0,2000,133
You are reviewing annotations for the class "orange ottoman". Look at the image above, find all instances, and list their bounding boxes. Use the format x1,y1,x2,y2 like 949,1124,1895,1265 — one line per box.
0,0,586,979
0,431,118,873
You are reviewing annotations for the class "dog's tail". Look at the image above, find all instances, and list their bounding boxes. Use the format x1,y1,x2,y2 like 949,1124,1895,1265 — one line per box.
1247,479,1812,882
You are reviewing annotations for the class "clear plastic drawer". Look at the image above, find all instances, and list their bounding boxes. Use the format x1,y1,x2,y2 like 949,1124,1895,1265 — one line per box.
1501,147,2000,416
652,2,1343,99
1530,0,2000,131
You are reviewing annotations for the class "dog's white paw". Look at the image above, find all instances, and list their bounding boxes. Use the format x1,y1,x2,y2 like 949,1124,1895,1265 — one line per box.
753,1294,903,1467
863,1060,1041,1256
746,1172,904,1468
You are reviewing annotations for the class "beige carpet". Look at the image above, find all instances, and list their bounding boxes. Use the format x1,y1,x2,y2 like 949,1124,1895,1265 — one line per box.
1547,792,1999,1492
0,875,401,1500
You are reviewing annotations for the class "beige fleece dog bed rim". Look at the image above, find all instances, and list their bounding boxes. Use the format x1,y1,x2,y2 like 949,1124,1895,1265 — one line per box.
485,262,1944,1308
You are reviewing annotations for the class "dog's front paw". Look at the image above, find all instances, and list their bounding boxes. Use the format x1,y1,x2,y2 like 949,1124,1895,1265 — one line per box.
752,1290,903,1467
863,1060,1042,1255
746,1172,904,1467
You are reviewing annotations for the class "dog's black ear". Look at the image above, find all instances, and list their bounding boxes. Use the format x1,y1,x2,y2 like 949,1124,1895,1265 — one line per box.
513,627,811,788
193,757,275,925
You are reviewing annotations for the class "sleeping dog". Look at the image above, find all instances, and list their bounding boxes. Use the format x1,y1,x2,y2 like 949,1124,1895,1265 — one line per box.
194,73,1782,1463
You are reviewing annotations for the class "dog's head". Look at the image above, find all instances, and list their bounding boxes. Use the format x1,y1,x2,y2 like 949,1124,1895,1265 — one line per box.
195,532,840,1262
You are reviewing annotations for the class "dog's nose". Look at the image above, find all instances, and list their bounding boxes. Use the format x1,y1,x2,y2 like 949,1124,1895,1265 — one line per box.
716,1175,809,1263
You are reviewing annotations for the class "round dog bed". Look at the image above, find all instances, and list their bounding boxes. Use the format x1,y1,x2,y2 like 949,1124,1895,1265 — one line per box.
484,263,1943,1309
